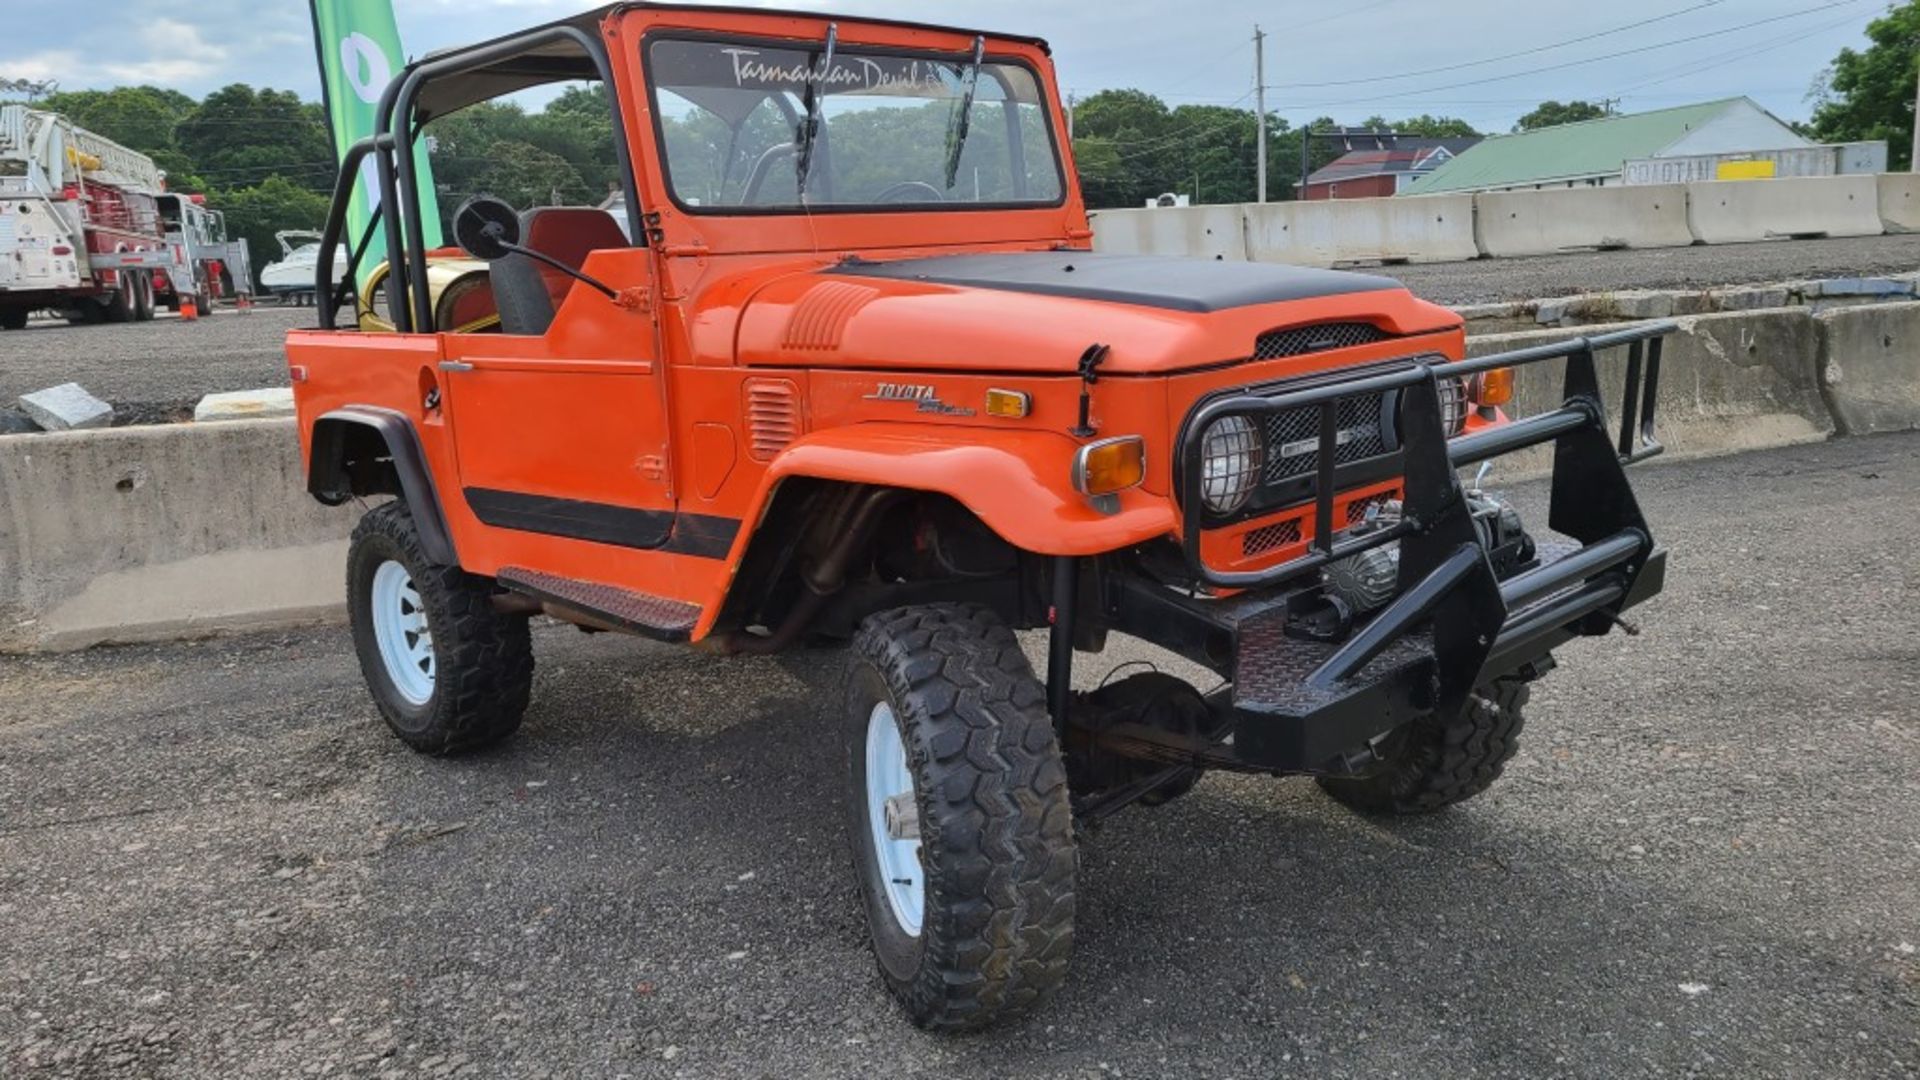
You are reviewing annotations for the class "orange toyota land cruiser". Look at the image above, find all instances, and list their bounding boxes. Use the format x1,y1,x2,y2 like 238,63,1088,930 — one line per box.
290,3,1672,1030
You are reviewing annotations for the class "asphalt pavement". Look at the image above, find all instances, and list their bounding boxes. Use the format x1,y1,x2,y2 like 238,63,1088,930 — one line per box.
4,233,1920,425
2,433,1916,1078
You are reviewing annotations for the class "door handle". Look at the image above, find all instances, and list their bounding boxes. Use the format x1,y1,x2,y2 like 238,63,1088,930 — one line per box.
438,361,475,373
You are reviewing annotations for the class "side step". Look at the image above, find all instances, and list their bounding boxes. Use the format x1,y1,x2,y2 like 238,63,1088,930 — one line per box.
496,567,701,643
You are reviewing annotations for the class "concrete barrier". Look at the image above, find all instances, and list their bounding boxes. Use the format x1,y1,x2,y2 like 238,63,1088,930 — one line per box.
1817,301,1920,435
1686,175,1884,245
5,302,1919,653
1876,173,1920,233
0,419,352,651
1467,308,1831,471
1244,194,1477,267
1089,205,1247,261
1474,185,1693,257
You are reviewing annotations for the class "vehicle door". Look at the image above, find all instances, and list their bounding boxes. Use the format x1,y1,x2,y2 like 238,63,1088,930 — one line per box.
436,243,675,575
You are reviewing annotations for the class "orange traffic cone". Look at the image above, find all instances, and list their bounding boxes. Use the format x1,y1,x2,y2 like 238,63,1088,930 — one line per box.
179,292,199,322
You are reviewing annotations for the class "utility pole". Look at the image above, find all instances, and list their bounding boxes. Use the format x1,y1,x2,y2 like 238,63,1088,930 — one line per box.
1912,55,1919,172
1254,25,1268,203
1067,90,1076,141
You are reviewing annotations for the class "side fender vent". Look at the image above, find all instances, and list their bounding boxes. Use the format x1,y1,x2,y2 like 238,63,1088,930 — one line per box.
781,280,879,352
744,378,803,462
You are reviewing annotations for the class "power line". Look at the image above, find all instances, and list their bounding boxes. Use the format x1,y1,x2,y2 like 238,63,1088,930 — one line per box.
1266,0,1727,89
1288,0,1400,35
1273,0,1872,112
1099,93,1256,163
1612,8,1867,98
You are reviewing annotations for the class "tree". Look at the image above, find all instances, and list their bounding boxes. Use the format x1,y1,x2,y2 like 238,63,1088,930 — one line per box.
1515,100,1610,132
424,91,619,219
38,86,195,156
1811,1,1920,169
216,175,331,286
471,140,591,210
1361,114,1480,139
176,85,335,195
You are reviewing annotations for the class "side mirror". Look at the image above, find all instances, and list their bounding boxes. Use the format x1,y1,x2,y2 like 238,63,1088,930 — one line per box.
452,197,521,261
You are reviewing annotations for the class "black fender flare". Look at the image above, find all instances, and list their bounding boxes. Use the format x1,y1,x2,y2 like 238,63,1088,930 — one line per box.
307,406,459,566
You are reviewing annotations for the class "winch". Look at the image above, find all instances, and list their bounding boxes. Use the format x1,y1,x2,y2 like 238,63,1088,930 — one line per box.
1323,472,1538,617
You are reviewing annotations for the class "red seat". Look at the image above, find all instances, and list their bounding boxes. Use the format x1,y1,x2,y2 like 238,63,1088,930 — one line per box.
491,207,630,335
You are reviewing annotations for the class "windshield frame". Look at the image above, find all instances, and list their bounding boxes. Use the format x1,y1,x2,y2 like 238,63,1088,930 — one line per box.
640,30,1068,218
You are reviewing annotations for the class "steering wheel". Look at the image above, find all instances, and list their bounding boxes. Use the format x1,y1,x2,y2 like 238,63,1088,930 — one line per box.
873,181,946,204
741,142,800,205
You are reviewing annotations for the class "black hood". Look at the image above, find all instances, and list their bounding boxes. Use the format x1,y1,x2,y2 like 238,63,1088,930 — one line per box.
831,251,1401,314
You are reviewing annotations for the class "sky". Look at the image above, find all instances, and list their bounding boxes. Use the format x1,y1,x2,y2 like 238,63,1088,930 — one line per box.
0,0,1888,134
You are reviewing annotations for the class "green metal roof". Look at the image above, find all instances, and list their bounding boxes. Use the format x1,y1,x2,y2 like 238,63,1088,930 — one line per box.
1404,98,1745,195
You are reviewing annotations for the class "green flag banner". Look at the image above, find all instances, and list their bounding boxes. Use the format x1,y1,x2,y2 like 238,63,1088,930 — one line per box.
309,0,442,288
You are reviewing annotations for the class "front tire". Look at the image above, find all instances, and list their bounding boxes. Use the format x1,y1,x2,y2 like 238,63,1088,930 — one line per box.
1317,680,1530,815
844,604,1077,1031
346,502,533,755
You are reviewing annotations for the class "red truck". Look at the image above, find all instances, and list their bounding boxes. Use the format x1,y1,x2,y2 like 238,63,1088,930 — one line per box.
0,105,248,328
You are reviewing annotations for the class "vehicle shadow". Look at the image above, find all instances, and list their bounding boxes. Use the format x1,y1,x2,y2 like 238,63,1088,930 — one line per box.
350,633,1899,1077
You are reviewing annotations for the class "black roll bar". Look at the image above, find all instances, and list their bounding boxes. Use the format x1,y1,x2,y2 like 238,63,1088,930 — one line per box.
317,21,644,334
314,134,391,331
386,24,643,335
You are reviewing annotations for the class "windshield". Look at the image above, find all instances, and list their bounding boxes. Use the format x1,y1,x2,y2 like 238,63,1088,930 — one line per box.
645,36,1065,212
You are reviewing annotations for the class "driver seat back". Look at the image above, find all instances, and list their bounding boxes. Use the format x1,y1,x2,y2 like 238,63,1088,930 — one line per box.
491,207,630,335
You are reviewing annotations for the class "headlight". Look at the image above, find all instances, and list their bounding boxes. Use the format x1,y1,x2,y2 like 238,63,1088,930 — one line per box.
1436,375,1470,435
1200,415,1263,515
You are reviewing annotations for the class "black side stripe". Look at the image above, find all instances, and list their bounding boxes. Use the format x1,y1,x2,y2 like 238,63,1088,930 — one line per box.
463,488,740,559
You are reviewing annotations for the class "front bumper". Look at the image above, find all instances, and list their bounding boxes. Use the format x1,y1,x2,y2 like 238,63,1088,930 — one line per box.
1106,322,1674,774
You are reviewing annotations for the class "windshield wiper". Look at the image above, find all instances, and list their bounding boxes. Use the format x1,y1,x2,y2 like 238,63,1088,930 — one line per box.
943,36,986,190
796,21,838,199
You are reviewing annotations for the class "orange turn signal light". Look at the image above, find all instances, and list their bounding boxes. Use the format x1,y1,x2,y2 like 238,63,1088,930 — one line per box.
1073,436,1146,497
984,388,1031,419
1473,367,1515,408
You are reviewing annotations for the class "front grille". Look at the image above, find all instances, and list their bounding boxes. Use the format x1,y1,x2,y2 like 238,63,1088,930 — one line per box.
1254,322,1388,361
1184,360,1470,527
1261,394,1393,482
1347,493,1395,525
1243,518,1302,557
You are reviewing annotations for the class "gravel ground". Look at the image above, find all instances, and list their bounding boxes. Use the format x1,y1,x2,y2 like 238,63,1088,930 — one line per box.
3,233,1918,423
0,307,309,426
1,433,1916,1078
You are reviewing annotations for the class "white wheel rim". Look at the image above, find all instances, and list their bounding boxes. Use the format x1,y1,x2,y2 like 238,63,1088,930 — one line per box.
865,702,923,937
370,560,435,706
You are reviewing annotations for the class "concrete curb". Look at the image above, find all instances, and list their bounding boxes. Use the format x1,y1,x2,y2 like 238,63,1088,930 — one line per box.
1467,309,1833,475
0,419,354,652
1816,301,1920,435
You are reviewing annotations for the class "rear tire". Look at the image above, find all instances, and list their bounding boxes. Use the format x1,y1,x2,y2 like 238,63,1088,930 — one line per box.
844,603,1076,1031
104,276,136,323
346,502,533,755
132,271,155,321
1317,680,1530,815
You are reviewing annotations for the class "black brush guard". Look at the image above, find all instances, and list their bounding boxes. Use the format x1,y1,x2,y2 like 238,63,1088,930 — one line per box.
1100,322,1673,775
